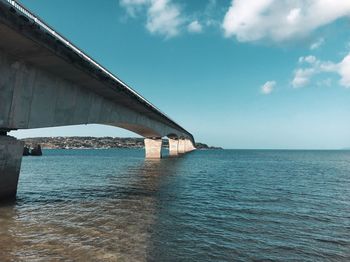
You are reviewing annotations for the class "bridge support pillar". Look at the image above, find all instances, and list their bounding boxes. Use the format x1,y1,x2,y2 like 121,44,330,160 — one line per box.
185,139,196,152
144,138,162,159
168,138,179,156
178,139,186,154
0,135,24,201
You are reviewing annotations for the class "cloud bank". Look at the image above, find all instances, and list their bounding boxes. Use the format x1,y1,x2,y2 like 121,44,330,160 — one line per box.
222,0,350,42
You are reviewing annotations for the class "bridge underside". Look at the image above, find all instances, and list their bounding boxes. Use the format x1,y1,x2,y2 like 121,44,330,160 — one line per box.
0,47,196,152
0,49,192,140
0,0,196,201
0,2,194,143
0,36,196,201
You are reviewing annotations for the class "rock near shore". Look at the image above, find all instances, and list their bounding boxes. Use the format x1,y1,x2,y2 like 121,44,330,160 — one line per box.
23,144,43,156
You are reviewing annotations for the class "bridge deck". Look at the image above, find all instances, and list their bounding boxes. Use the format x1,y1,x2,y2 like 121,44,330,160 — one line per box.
0,0,194,142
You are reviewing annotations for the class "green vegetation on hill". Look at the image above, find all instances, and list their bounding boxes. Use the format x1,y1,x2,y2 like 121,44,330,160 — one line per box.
21,137,222,150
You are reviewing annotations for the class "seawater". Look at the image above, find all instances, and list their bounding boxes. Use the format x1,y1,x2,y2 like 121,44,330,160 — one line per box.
1,149,350,261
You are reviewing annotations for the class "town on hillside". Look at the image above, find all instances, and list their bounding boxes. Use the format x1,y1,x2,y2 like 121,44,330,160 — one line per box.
21,137,222,150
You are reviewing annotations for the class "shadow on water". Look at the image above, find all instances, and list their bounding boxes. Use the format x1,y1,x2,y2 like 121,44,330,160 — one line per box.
0,150,186,261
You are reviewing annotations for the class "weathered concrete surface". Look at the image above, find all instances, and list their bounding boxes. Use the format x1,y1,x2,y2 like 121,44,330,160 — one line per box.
0,49,189,140
144,138,162,159
185,139,196,152
178,139,186,154
168,138,179,156
0,136,23,200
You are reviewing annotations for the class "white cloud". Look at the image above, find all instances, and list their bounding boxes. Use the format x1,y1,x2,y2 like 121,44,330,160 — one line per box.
120,0,183,38
292,53,350,88
310,38,325,50
222,0,350,42
286,8,301,24
292,68,316,88
146,0,183,38
299,55,317,64
261,81,276,94
339,54,350,87
188,20,203,33
120,0,148,17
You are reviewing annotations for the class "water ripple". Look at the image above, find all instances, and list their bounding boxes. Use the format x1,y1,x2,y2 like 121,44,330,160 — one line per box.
0,149,350,261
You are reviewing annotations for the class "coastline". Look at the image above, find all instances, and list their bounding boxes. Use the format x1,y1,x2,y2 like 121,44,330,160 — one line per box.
21,137,222,150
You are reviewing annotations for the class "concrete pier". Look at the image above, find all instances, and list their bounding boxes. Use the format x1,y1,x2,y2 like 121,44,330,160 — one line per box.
144,138,163,159
0,136,24,200
178,139,186,154
168,138,179,156
185,139,196,152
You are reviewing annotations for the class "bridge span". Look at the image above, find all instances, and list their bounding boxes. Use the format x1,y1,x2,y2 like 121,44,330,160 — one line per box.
0,0,195,200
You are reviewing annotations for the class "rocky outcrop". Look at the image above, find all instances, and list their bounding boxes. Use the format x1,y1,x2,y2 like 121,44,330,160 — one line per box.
23,146,30,156
23,144,43,156
30,145,42,156
195,143,223,150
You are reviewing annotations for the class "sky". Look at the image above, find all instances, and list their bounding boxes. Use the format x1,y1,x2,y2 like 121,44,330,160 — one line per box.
11,0,350,149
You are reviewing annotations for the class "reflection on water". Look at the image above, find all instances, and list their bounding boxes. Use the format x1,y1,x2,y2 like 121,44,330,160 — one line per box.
0,150,182,261
1,149,350,261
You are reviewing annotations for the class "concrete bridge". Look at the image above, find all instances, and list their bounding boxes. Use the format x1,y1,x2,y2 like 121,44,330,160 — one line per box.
0,0,195,200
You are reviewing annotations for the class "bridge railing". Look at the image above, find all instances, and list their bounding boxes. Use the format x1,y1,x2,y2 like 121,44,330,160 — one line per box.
3,0,190,136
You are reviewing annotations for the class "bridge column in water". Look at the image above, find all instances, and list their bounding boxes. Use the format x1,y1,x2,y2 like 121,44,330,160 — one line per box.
0,133,24,200
185,139,196,152
168,138,179,156
178,139,186,154
144,138,163,159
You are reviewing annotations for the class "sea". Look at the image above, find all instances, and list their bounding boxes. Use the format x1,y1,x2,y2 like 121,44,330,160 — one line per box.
1,149,350,261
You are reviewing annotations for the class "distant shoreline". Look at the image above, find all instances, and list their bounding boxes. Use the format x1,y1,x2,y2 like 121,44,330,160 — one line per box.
21,137,222,150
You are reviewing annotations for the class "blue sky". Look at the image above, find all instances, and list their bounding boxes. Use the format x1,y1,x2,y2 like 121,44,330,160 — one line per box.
11,0,350,149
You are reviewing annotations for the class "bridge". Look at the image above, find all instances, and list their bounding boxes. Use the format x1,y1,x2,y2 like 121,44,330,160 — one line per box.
0,0,195,200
